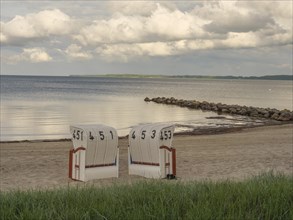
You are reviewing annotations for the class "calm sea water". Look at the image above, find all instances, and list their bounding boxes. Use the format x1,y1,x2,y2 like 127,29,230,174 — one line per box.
1,75,292,141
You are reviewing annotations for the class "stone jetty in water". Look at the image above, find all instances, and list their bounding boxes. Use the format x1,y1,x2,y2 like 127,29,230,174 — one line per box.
144,97,293,122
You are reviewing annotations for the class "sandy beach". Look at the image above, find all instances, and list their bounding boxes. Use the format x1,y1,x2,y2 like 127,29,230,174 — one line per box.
0,124,292,191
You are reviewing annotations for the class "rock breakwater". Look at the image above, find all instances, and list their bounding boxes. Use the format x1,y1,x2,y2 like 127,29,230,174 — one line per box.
144,97,293,122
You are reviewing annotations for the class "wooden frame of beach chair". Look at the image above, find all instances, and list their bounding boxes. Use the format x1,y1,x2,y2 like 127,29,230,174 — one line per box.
128,123,176,179
69,124,119,182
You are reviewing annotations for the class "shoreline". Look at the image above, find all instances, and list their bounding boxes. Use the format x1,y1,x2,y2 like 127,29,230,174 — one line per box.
1,124,292,191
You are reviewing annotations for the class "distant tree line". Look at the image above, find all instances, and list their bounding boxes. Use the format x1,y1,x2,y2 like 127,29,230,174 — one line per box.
70,74,292,81
170,75,293,81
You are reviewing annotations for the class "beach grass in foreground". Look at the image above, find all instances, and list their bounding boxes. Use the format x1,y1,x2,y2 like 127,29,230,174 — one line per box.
1,172,292,220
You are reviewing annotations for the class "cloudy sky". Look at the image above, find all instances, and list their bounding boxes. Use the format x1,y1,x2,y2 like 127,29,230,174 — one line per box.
1,1,292,76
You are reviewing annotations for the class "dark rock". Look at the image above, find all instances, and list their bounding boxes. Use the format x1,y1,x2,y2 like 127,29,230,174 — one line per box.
238,108,247,115
259,109,269,116
144,97,151,102
177,99,184,105
192,101,201,109
263,113,270,118
278,111,292,121
211,106,218,111
201,103,211,110
186,102,193,107
146,96,292,121
182,101,189,106
249,110,259,117
222,108,229,113
156,98,163,103
269,109,279,115
229,108,237,114
271,112,280,120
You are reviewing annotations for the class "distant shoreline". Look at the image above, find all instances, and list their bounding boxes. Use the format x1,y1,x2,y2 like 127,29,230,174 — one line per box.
2,74,292,81
69,74,293,81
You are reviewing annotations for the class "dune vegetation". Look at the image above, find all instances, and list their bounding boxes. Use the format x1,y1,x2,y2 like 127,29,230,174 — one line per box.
1,172,292,220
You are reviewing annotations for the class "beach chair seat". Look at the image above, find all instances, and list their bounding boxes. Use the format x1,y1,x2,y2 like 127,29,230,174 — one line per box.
69,124,119,182
128,123,176,179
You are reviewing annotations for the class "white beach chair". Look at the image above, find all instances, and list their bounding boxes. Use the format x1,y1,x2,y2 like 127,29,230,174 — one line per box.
69,124,119,182
128,123,176,179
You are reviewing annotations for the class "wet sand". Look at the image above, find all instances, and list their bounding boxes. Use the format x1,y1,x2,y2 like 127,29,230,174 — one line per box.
0,124,292,191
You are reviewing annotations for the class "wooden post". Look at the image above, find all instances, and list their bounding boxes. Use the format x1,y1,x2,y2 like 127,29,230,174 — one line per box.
69,149,73,179
171,148,176,176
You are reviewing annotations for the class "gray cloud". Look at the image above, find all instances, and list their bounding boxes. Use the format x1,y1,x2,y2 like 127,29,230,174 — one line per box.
204,13,274,34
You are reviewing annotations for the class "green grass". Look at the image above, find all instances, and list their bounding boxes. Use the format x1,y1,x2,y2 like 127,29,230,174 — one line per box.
1,172,292,220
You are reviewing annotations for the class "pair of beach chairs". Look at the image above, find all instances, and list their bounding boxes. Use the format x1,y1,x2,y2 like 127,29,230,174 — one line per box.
69,123,176,182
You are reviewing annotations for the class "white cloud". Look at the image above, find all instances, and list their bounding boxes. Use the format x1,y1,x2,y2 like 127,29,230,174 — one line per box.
1,9,73,44
74,4,209,46
75,1,292,60
145,4,208,40
96,40,214,62
96,41,181,62
219,32,259,48
96,44,143,62
65,44,92,60
0,30,8,43
74,15,146,45
4,48,52,64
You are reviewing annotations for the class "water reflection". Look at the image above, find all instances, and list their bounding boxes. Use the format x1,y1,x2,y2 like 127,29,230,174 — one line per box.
1,96,226,141
1,76,292,141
